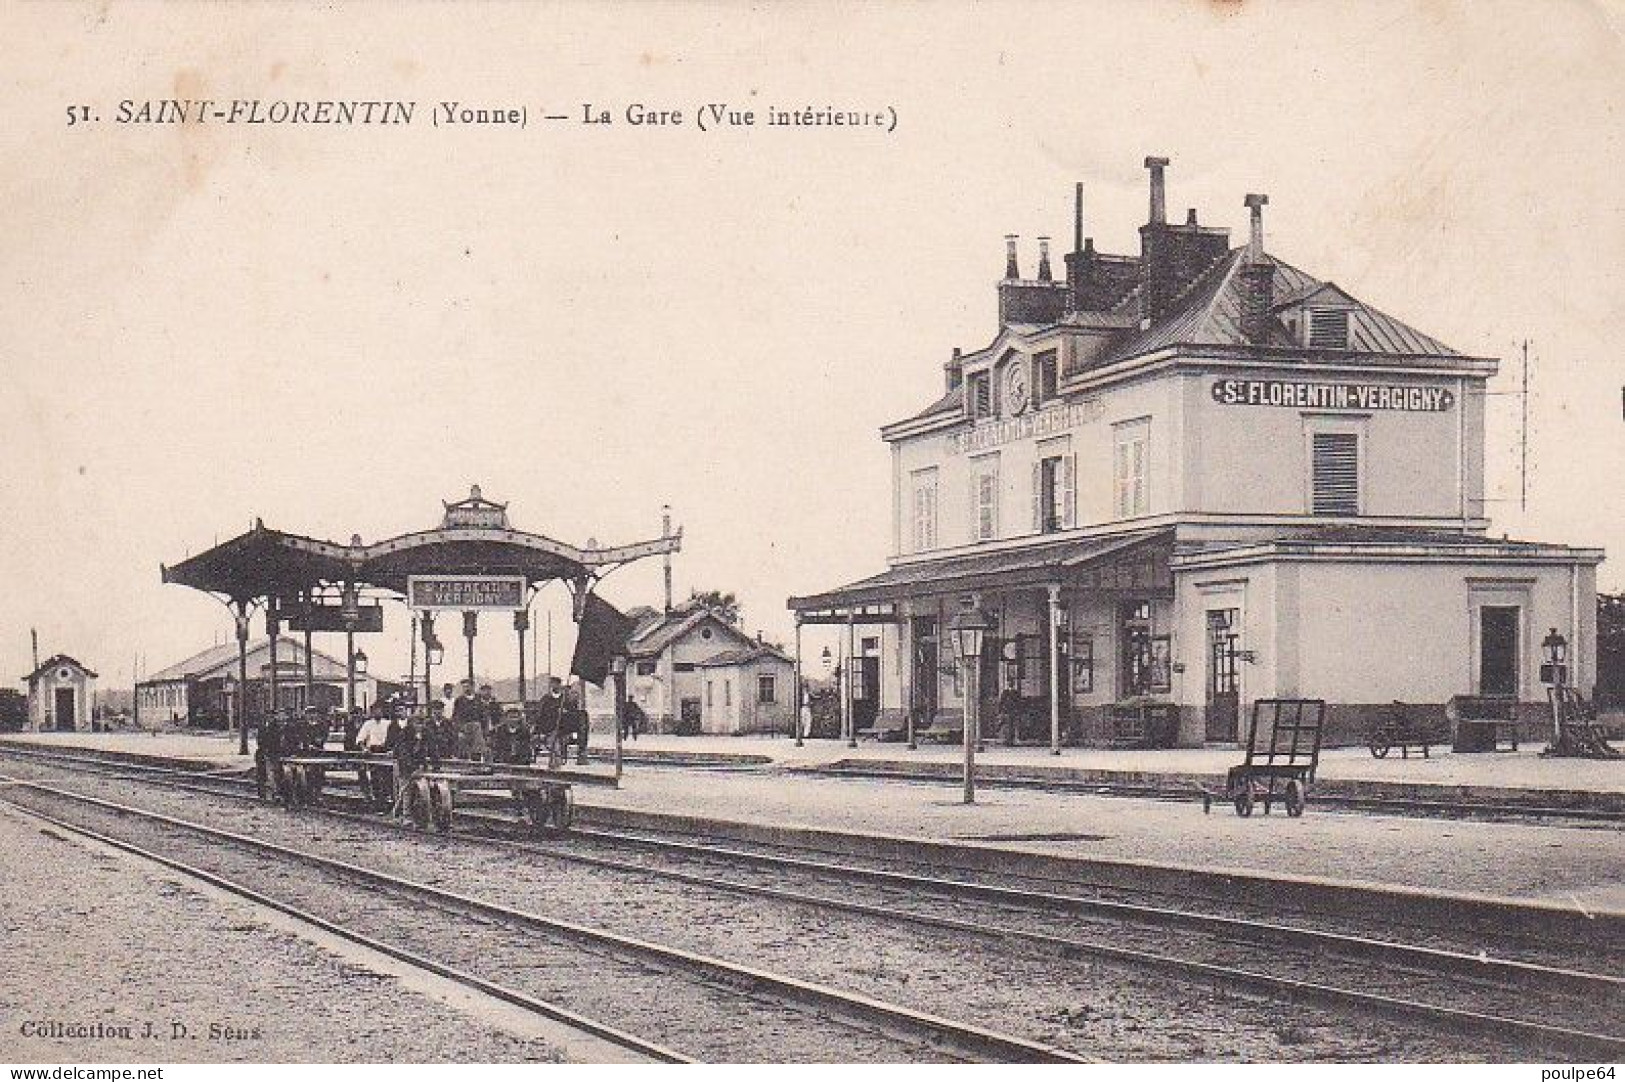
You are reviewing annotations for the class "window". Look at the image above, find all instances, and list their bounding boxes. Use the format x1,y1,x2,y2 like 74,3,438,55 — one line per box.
675,662,697,673
910,467,939,552
724,680,731,707
635,660,657,676
705,680,713,707
968,371,993,419
1308,308,1350,349
1032,446,1075,533
1311,431,1360,515
758,675,776,703
1112,419,1149,518
1034,350,1058,406
970,454,1000,541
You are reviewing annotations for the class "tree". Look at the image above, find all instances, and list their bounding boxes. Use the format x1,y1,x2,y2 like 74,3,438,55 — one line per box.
1598,592,1625,708
0,688,25,731
688,589,741,626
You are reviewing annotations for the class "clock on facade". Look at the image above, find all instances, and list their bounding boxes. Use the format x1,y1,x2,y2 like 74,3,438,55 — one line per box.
1004,362,1030,415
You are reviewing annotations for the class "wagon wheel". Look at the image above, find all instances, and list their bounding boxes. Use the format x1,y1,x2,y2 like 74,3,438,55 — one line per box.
1284,778,1306,818
428,780,455,833
1368,737,1391,759
1232,784,1254,818
551,787,574,831
521,789,551,832
406,778,433,830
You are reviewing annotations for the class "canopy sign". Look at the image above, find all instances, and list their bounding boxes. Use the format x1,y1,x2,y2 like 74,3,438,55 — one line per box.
407,575,526,611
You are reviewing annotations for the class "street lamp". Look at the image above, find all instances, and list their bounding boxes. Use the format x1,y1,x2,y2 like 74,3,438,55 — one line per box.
950,602,995,805
1540,627,1568,685
353,648,369,676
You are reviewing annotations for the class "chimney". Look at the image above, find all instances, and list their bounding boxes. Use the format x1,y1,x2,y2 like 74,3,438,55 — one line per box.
1004,235,1020,280
1145,156,1169,224
1240,193,1275,343
1036,236,1053,282
945,346,964,392
1064,184,1088,310
1186,208,1198,226
1073,183,1084,252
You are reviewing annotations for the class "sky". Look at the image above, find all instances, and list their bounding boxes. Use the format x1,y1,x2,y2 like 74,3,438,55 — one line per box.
2,0,1623,691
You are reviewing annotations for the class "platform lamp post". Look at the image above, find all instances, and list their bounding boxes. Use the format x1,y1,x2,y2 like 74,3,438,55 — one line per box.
951,602,994,805
422,613,444,708
463,610,478,686
820,645,834,740
1541,627,1569,747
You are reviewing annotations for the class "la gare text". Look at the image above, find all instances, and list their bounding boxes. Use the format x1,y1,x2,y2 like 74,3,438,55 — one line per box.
73,99,896,133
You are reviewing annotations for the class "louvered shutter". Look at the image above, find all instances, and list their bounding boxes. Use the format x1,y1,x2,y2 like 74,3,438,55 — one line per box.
1311,432,1359,515
1062,454,1077,528
1032,460,1043,532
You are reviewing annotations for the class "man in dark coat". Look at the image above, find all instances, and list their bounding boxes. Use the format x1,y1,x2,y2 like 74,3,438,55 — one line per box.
534,677,565,765
490,706,534,766
450,678,487,761
254,709,287,800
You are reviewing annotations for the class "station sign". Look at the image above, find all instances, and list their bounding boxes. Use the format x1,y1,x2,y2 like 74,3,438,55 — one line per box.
407,574,527,611
286,604,384,633
1211,378,1454,412
948,399,1103,455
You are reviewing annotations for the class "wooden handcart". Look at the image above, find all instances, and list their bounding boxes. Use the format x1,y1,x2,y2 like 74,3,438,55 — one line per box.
403,763,619,834
1206,698,1325,818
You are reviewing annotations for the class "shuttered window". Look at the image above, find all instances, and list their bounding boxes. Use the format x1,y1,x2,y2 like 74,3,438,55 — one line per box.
1308,308,1350,349
1311,432,1360,515
1034,350,1059,406
1113,420,1149,519
970,454,999,541
911,468,939,552
968,371,993,418
1032,453,1076,533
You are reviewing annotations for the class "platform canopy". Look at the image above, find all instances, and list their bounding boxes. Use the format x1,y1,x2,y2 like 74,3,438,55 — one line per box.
162,486,681,606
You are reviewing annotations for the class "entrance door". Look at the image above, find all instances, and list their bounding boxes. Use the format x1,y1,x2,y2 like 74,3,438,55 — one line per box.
1479,606,1520,697
1205,609,1240,742
1119,601,1154,697
911,619,939,726
54,687,76,731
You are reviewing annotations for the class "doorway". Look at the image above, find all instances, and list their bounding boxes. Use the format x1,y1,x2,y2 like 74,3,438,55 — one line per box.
911,618,939,726
1478,606,1520,697
54,687,76,731
1205,608,1240,742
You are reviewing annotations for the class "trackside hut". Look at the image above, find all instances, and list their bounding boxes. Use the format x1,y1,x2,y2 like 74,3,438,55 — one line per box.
789,158,1603,747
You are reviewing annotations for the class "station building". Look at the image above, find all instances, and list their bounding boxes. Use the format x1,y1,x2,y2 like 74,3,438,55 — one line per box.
22,655,97,731
789,158,1604,747
137,638,380,728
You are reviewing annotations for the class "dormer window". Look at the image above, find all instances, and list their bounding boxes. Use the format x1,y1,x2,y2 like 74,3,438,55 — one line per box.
968,371,993,419
1034,350,1058,407
1307,308,1350,349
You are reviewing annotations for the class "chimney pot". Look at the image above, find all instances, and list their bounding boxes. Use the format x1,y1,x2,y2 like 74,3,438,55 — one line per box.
1004,234,1020,280
1036,236,1053,282
1186,208,1198,226
1073,183,1084,253
1244,193,1269,261
1144,156,1170,224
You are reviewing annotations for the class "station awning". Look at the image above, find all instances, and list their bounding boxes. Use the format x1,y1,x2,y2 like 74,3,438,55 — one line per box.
788,528,1174,614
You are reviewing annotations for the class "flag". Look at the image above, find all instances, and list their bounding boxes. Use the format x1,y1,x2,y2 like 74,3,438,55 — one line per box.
570,593,635,687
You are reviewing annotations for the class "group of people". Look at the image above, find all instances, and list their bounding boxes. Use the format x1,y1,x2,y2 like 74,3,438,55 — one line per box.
253,676,606,808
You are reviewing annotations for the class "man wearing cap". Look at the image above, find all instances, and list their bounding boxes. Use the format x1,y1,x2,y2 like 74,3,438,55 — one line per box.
451,678,487,762
490,705,534,766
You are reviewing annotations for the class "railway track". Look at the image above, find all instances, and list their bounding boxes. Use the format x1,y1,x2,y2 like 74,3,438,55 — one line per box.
3,744,1621,1060
0,771,1083,1064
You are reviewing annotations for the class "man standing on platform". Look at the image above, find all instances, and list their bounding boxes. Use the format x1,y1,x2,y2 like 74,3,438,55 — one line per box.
536,676,565,766
451,678,487,761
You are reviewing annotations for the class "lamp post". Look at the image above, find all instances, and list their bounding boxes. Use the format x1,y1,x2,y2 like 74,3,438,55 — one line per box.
611,653,627,782
820,645,833,740
422,613,444,708
950,602,994,805
1541,627,1570,747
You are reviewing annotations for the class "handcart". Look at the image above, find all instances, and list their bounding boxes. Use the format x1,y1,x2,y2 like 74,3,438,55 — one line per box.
1204,698,1325,818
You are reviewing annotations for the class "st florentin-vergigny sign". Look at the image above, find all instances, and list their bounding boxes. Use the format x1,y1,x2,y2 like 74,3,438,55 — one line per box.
407,574,527,611
1211,378,1455,412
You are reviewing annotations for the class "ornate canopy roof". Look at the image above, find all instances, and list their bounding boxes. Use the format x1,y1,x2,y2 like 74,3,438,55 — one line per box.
161,486,681,605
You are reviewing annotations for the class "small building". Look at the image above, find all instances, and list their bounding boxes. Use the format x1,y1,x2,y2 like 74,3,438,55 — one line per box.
137,638,379,729
23,655,97,731
586,601,795,734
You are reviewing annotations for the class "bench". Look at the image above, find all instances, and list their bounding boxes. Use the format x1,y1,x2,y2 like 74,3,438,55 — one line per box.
1447,695,1519,753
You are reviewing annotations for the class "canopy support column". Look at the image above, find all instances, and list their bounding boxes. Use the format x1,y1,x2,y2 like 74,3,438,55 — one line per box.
845,610,857,749
1048,584,1064,756
515,609,530,702
234,604,251,756
793,618,804,747
266,600,281,718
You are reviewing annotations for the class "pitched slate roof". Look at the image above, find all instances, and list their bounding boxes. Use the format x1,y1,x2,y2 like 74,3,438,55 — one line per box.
23,654,98,683
1097,250,1461,366
694,644,794,668
142,638,351,684
626,607,756,658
